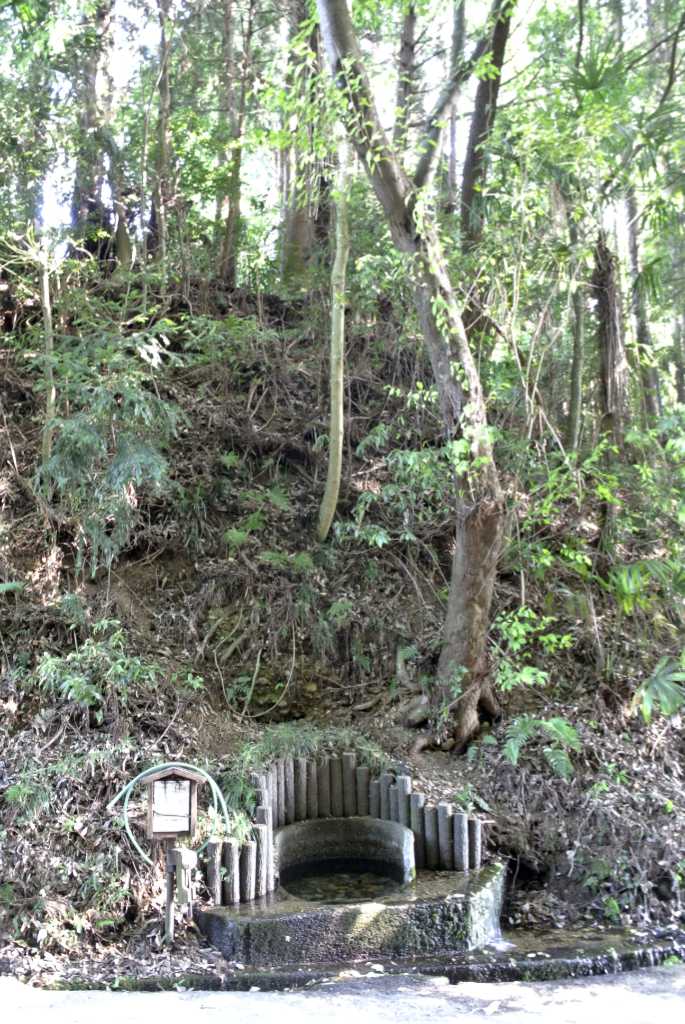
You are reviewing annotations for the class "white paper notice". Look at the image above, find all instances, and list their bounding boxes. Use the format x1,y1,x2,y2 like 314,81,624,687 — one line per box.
152,778,190,833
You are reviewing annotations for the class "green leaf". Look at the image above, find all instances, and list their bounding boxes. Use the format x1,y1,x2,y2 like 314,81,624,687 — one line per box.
267,486,291,512
243,510,265,533
259,550,290,568
541,717,581,751
219,451,241,470
224,528,249,549
634,657,685,723
543,747,574,780
503,737,522,766
291,551,315,573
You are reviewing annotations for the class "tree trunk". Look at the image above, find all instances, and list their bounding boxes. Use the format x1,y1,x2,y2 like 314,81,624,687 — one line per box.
674,316,685,406
392,4,418,152
214,0,234,254
459,2,513,345
568,283,585,452
99,129,134,270
39,248,55,476
318,134,350,542
219,146,243,289
626,189,661,422
17,61,50,229
217,0,255,288
592,232,628,450
566,215,584,452
280,4,321,287
152,0,173,283
446,1,466,212
316,0,505,748
70,2,114,247
437,499,503,746
460,3,512,249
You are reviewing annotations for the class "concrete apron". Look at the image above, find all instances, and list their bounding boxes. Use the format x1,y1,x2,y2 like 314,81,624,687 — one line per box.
197,820,505,968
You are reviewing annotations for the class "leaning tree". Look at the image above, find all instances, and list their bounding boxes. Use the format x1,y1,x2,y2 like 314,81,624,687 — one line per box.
316,0,514,749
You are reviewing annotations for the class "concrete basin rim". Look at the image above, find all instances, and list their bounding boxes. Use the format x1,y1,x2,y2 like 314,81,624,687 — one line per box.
201,860,506,919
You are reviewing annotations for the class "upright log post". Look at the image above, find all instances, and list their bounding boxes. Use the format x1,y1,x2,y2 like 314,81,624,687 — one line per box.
424,805,439,869
222,837,241,905
330,756,344,816
356,766,370,815
239,840,257,902
380,772,394,820
410,792,426,869
437,801,454,870
206,839,223,904
284,758,295,824
342,751,357,816
396,775,412,828
294,757,308,821
454,812,469,872
318,757,332,817
306,759,319,819
369,778,381,818
468,816,482,870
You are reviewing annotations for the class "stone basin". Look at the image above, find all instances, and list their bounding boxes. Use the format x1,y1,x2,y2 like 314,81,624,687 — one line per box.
197,847,505,968
275,816,416,890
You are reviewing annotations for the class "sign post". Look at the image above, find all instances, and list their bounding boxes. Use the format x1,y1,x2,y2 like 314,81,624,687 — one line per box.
144,767,205,943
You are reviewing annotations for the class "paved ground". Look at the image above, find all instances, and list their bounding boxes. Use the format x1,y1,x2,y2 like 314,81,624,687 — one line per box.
1,965,684,1023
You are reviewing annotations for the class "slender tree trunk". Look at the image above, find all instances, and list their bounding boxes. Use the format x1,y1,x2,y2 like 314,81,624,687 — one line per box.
674,316,685,405
392,4,418,152
281,3,320,286
113,197,134,270
220,145,243,288
592,230,629,561
153,0,173,284
562,4,587,451
446,1,466,212
460,3,512,249
316,0,505,749
568,284,585,452
318,134,350,542
100,130,134,270
40,250,55,474
592,232,629,450
566,216,585,452
71,2,114,245
459,1,513,347
626,189,661,422
18,62,50,229
411,228,505,747
218,0,254,288
214,0,234,253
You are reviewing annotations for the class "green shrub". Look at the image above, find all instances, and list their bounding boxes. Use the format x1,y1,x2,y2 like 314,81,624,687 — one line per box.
25,621,160,724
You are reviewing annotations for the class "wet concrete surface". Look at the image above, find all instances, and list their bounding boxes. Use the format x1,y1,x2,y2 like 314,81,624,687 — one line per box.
196,864,505,966
1,963,684,1023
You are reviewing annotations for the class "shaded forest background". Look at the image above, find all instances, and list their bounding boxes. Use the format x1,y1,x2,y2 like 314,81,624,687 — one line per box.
1,0,685,965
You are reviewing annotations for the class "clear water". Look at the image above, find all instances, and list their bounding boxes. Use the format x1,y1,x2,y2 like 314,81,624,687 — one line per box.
283,868,402,903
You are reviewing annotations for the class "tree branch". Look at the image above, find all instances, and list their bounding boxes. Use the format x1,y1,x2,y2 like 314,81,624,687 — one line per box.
601,8,685,198
413,0,502,191
460,1,514,247
655,8,685,112
576,0,584,71
316,0,414,247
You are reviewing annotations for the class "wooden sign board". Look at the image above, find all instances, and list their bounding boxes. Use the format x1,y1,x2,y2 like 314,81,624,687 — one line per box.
153,778,191,835
145,767,204,840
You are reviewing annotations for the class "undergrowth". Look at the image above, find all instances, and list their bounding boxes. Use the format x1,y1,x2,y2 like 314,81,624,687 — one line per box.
1,294,685,955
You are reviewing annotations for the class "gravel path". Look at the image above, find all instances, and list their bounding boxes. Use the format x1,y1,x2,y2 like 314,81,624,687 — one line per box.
2,964,684,1024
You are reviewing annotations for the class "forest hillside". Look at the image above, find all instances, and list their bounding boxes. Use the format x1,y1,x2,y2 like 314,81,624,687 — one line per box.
1,0,684,980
